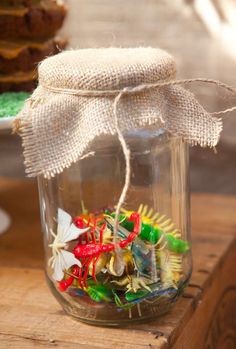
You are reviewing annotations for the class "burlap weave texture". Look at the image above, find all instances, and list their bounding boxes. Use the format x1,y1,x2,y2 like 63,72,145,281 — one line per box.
16,47,222,178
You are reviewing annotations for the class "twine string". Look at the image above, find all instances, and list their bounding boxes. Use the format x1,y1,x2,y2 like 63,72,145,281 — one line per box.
112,90,131,248
40,77,236,252
42,77,236,98
210,105,236,115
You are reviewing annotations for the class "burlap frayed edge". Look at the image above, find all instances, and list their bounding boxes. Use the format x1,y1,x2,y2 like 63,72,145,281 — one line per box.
17,118,96,179
14,112,223,179
177,116,223,148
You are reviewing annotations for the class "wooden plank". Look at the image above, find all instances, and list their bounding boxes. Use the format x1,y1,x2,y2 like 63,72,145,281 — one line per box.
191,193,236,235
0,178,236,348
0,268,164,349
0,178,43,269
172,239,236,349
0,238,235,348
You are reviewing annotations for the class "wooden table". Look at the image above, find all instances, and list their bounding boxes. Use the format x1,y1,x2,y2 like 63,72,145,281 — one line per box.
0,178,236,349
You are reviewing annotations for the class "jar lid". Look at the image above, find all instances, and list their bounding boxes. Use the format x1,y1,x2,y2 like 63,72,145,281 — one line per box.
39,47,176,90
16,47,222,178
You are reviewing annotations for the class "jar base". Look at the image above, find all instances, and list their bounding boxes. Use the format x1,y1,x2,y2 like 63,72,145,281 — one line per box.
64,303,173,327
46,274,183,327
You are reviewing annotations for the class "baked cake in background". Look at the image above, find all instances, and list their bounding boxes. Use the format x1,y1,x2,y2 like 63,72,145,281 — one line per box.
0,0,67,92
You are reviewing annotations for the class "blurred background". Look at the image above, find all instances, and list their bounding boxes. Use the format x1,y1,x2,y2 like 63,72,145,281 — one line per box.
1,0,236,194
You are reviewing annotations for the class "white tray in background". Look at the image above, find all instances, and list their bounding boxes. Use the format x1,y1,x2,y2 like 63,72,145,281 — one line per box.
0,208,11,235
0,116,15,130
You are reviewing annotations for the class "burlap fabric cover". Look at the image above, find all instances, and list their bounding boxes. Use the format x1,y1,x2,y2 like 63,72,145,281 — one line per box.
17,47,222,178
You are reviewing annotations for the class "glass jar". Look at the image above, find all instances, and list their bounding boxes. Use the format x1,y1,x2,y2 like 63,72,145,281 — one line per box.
38,126,191,326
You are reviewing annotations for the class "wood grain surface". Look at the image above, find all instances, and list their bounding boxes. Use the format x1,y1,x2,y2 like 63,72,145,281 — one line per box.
0,178,236,348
